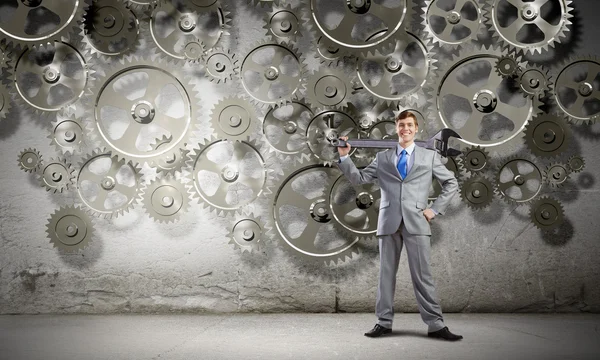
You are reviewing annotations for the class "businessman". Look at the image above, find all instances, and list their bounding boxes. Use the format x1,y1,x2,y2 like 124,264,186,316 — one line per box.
336,110,463,341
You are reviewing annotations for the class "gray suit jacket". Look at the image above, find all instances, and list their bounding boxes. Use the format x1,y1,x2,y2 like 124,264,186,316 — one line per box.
337,146,458,236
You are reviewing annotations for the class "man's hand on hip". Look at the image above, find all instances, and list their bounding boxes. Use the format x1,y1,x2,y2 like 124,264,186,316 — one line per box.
337,136,351,157
423,208,436,222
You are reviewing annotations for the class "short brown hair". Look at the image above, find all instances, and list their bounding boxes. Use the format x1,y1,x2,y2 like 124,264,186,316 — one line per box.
395,110,418,126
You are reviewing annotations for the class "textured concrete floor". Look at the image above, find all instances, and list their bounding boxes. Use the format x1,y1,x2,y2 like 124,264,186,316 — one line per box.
0,313,599,360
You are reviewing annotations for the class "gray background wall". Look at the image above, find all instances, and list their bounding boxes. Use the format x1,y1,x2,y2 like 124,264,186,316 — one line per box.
1,0,599,314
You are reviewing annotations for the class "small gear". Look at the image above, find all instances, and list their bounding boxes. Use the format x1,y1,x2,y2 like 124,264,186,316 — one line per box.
495,55,520,78
314,36,352,66
305,67,355,109
529,196,564,231
239,40,307,108
148,135,189,175
46,205,95,253
182,38,205,63
210,96,258,141
460,146,490,174
142,176,190,223
83,0,141,58
186,136,271,216
544,162,570,188
495,156,543,205
552,55,600,125
39,157,76,193
48,110,87,154
0,0,89,50
201,47,239,83
517,65,552,99
76,150,144,218
18,148,43,173
524,113,571,158
460,175,494,209
484,0,574,54
421,0,485,49
263,3,303,44
306,107,361,166
227,212,273,253
0,83,12,120
567,155,585,173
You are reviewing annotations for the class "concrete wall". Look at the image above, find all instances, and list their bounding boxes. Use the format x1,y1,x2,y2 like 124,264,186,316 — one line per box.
1,0,599,314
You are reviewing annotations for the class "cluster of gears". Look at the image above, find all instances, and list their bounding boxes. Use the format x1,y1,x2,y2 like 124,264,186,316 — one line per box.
2,0,594,265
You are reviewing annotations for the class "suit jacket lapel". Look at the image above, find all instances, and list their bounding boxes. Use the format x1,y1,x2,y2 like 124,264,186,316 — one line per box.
386,148,402,179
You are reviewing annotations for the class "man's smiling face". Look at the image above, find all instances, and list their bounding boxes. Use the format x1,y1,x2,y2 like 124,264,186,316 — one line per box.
396,115,418,144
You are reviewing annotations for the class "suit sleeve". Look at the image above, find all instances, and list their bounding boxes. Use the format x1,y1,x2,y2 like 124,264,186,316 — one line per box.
336,154,378,185
430,152,458,215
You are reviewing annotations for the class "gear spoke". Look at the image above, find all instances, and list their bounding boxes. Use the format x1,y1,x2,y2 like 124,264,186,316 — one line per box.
327,13,358,40
504,0,524,9
295,219,321,248
59,75,83,90
276,190,313,211
198,159,223,175
207,179,231,200
368,2,400,30
494,102,520,123
533,0,550,7
114,183,134,195
441,75,475,100
237,173,263,191
459,112,484,139
503,18,526,41
454,0,470,11
99,85,132,111
428,3,448,18
556,76,579,91
585,63,600,83
486,65,505,90
4,5,30,30
113,122,142,147
29,83,52,106
78,168,103,184
532,15,558,37
90,189,110,209
570,95,586,110
156,114,186,134
144,75,166,102
440,23,455,39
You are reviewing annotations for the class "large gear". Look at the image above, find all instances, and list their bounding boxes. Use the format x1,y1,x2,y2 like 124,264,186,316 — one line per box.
460,146,490,174
148,135,189,175
142,176,189,223
239,41,307,108
483,0,574,54
552,56,600,125
524,113,570,158
328,171,380,241
186,136,271,216
0,83,12,120
460,175,494,209
210,96,258,141
517,65,552,100
308,0,411,56
544,162,570,188
227,212,273,253
0,0,89,50
46,205,95,253
201,47,239,84
85,57,198,165
12,41,92,115
39,157,76,193
356,30,436,103
495,156,543,205
17,148,43,173
262,100,314,165
150,0,230,62
305,67,354,109
421,0,485,49
48,109,87,155
76,150,144,218
567,155,584,173
427,44,539,154
306,107,361,165
263,3,304,44
529,196,564,231
271,164,359,265
82,0,141,58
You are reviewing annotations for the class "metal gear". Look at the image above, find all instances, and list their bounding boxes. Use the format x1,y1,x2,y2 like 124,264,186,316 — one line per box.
12,41,92,114
460,175,494,209
356,30,436,104
39,157,76,193
18,148,43,173
483,0,573,54
524,113,570,158
314,36,353,66
271,164,360,265
421,0,485,49
0,44,10,70
227,212,273,253
529,196,564,231
76,149,144,218
567,155,584,173
306,107,361,165
126,0,158,10
247,0,284,6
495,55,521,78
263,3,303,44
150,0,230,62
186,136,271,216
305,67,354,109
495,156,543,205
201,47,239,83
210,96,258,141
46,205,95,253
544,162,570,188
517,65,552,99
85,57,198,165
552,56,600,125
83,0,141,58
48,109,87,155
239,40,307,108
460,146,490,174
262,100,314,165
142,176,189,223
0,83,12,120
182,38,205,63
308,0,411,56
0,0,89,50
427,44,539,154
328,170,380,241
148,135,189,175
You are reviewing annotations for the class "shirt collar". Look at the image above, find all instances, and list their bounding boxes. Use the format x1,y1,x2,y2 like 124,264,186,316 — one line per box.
396,142,416,156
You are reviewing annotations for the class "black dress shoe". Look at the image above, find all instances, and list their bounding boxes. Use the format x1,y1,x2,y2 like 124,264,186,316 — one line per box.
364,324,392,338
428,326,463,341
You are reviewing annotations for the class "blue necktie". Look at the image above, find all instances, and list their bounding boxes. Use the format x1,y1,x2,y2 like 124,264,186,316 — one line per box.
397,149,407,179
